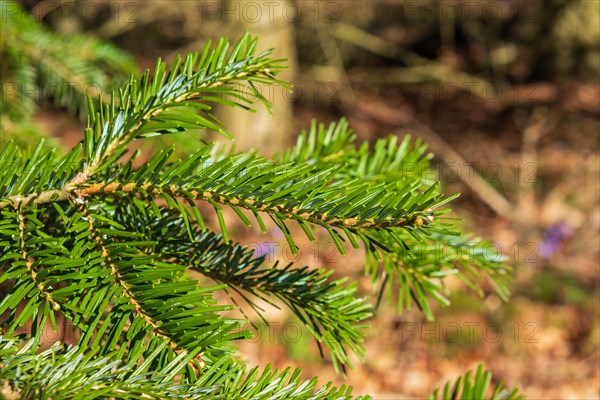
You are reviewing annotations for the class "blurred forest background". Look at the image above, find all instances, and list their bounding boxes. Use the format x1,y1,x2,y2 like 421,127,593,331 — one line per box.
2,0,599,398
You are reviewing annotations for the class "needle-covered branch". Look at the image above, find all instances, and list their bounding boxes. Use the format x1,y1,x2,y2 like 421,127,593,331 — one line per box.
132,211,372,372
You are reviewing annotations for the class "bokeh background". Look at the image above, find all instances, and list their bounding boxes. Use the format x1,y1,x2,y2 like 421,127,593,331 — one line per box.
2,0,599,398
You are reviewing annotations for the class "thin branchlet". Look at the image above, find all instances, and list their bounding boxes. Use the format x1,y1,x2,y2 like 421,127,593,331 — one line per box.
0,181,432,230
69,190,206,368
67,67,273,188
14,204,62,312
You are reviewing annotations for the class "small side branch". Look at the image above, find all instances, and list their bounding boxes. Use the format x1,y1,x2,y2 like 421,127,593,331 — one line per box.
15,204,61,312
71,192,166,339
1,181,431,230
70,191,205,368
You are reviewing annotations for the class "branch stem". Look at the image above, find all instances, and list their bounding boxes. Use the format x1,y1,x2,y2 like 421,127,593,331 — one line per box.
1,180,427,230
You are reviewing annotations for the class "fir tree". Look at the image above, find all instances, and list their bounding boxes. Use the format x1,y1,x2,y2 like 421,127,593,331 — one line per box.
0,31,522,399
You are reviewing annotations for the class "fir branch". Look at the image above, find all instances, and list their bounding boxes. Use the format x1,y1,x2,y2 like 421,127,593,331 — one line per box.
14,204,61,313
70,33,288,187
67,197,246,366
196,361,368,399
363,229,511,320
0,180,432,229
0,336,370,399
428,364,524,400
0,336,213,399
280,118,435,186
136,214,372,372
68,192,170,347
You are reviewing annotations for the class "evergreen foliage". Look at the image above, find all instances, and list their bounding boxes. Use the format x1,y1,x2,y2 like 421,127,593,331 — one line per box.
428,364,523,400
0,31,522,399
0,0,137,147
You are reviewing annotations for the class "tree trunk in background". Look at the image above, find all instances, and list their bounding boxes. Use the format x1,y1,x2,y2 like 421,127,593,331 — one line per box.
217,0,296,154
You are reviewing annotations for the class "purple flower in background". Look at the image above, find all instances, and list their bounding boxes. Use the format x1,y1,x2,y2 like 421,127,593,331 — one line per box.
254,242,275,259
252,228,285,260
539,223,573,259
